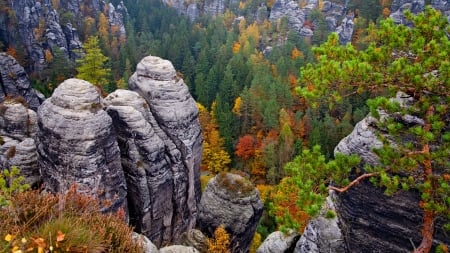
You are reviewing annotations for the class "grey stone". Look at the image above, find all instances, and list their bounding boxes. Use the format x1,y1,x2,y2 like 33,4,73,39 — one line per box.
197,173,263,253
390,0,425,25
256,231,299,253
179,229,208,253
0,53,44,111
294,192,345,253
132,233,159,253
36,78,127,212
336,14,354,45
128,56,202,246
160,245,200,253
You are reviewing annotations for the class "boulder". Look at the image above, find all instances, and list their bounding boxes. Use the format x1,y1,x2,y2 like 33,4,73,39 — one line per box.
294,192,346,253
132,233,159,253
128,56,202,246
160,245,199,253
179,229,208,253
36,78,127,212
197,173,263,253
256,231,299,253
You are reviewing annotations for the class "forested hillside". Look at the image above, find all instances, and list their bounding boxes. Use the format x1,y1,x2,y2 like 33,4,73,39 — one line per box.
1,0,449,252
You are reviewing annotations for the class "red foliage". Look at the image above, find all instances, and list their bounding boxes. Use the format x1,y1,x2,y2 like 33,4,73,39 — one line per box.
235,135,256,160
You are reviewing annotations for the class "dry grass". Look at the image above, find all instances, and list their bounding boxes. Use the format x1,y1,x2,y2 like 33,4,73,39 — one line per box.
0,185,142,253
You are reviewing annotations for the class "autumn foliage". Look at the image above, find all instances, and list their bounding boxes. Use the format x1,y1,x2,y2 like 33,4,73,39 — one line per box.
207,225,231,253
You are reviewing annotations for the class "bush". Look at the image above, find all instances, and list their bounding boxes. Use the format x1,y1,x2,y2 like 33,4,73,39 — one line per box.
0,185,143,253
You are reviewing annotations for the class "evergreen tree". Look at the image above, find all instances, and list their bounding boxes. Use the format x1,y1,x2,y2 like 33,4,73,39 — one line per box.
76,36,112,91
297,8,450,252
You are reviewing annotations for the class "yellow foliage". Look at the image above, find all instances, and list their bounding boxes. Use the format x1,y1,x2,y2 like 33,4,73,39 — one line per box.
207,225,230,253
249,232,262,253
232,97,242,116
198,103,232,174
98,13,109,43
382,7,390,18
238,1,246,9
51,0,59,9
256,184,274,202
44,49,53,63
291,47,303,59
232,41,241,54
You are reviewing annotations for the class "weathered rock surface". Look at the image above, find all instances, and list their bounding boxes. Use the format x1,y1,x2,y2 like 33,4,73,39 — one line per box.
295,192,345,253
390,0,425,25
333,92,450,252
268,0,352,43
4,0,126,71
336,14,354,45
36,78,127,212
132,232,160,253
256,231,299,253
160,245,200,253
0,53,44,111
179,229,208,253
197,173,263,253
127,56,203,246
0,100,40,186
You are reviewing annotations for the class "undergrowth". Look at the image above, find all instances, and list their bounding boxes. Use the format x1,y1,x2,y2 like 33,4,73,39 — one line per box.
0,170,142,253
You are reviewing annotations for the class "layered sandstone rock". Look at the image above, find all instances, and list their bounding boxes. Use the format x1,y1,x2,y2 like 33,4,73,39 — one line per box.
0,53,44,111
36,78,127,212
197,173,263,253
0,99,40,186
128,56,202,245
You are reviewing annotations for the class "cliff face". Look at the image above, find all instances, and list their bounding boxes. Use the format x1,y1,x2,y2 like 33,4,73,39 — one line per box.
269,0,354,44
330,93,450,252
390,0,450,24
0,53,44,111
2,0,126,72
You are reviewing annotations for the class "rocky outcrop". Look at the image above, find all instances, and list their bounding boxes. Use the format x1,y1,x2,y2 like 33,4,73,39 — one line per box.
0,99,40,187
36,78,127,212
336,14,354,45
160,245,200,253
0,53,44,111
179,229,208,253
390,0,425,25
294,192,346,253
256,231,299,253
268,0,352,43
269,0,307,34
197,173,263,253
4,0,126,71
126,56,202,246
332,92,450,252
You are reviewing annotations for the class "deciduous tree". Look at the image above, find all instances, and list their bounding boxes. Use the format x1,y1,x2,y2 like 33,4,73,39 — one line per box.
76,36,111,92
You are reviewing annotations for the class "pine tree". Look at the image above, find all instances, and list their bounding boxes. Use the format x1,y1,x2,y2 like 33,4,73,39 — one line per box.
297,8,450,253
76,36,112,92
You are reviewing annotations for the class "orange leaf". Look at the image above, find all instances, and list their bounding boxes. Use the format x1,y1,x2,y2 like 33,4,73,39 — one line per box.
56,231,65,242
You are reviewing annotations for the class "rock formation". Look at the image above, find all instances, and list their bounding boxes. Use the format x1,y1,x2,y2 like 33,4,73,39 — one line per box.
119,55,202,246
179,229,208,253
0,99,40,187
256,231,299,253
294,192,345,253
197,173,263,253
0,53,44,111
3,0,126,71
36,78,127,212
331,92,450,252
390,0,425,25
